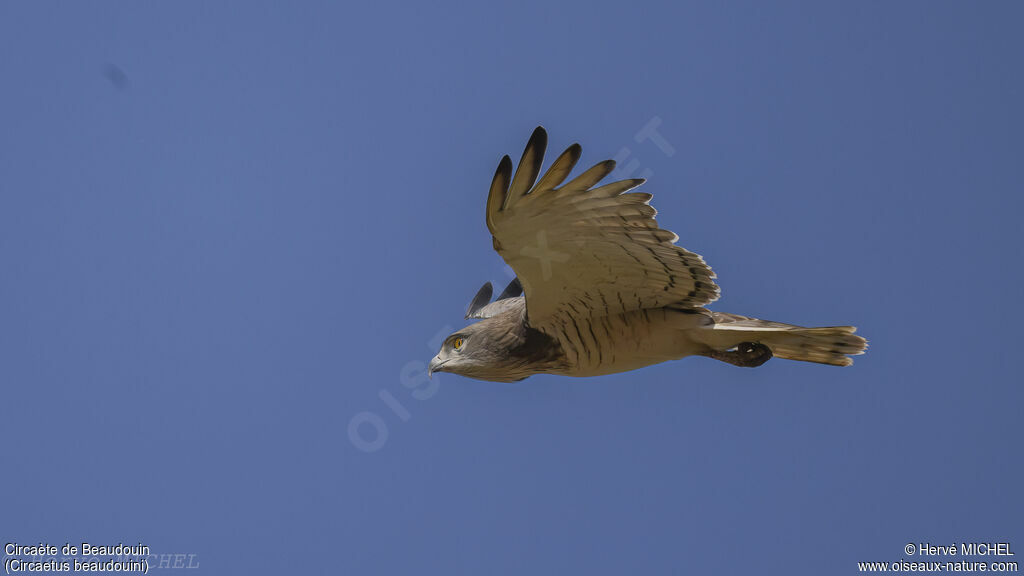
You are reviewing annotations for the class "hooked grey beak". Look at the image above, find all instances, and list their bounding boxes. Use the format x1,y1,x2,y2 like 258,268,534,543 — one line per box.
428,356,447,378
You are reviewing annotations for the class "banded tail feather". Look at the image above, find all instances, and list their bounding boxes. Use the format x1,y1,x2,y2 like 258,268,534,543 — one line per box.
706,312,868,367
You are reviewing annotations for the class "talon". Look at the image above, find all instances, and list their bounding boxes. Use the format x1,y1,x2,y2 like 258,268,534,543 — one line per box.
704,342,773,367
740,342,773,367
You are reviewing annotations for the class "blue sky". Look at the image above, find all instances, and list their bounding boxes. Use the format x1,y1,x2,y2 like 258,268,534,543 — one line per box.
2,2,1021,574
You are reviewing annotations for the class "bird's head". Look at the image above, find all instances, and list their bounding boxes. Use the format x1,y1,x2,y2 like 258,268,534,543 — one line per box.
428,312,545,383
428,323,503,382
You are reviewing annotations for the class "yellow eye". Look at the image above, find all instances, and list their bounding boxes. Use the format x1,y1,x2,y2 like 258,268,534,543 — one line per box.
453,338,464,350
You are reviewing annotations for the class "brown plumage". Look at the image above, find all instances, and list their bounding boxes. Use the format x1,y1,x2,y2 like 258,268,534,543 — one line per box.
429,127,867,382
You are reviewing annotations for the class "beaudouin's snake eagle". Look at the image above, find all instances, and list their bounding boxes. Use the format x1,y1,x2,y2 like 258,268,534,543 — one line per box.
429,127,867,382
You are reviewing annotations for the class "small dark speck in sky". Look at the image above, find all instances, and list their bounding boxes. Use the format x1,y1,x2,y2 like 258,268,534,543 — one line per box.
103,63,128,90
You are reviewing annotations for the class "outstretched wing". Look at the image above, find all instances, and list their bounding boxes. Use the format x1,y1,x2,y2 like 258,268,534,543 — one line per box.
485,126,720,334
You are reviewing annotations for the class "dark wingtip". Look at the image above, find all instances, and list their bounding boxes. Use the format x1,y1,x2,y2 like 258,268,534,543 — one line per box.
560,143,582,173
487,155,514,231
525,127,548,159
524,127,548,165
497,154,513,174
497,277,523,300
465,282,493,319
504,127,549,207
495,155,513,193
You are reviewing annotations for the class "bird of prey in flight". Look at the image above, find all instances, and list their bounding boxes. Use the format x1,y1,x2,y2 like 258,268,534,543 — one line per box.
429,127,866,382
